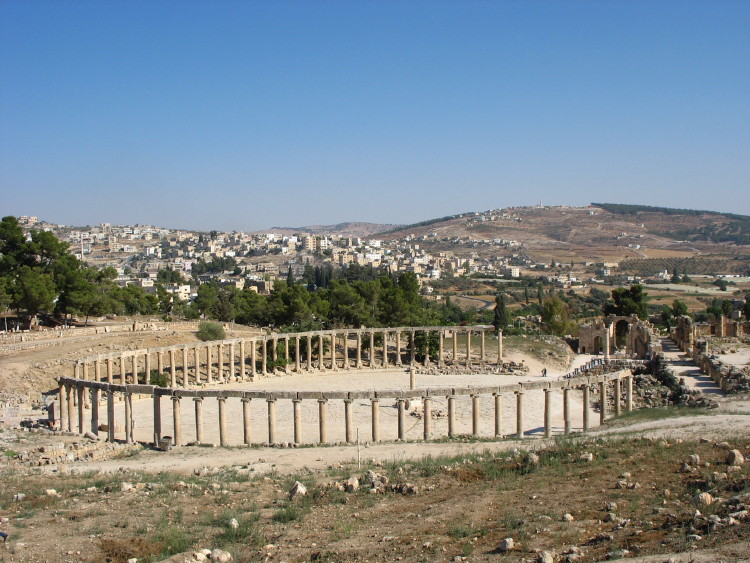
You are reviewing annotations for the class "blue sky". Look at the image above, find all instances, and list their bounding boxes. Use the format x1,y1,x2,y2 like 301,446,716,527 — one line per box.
1,0,748,231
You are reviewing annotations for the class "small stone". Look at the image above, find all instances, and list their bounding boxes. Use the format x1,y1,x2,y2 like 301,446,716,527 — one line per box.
537,551,554,563
120,482,133,492
210,549,233,563
562,513,574,522
727,450,745,466
605,502,617,511
526,453,540,466
44,489,58,497
579,452,594,463
127,558,138,563
689,454,701,465
498,537,514,552
229,518,239,529
694,492,714,507
345,476,360,493
289,481,307,499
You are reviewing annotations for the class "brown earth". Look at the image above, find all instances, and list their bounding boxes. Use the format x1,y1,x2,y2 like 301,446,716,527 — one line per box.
1,329,749,563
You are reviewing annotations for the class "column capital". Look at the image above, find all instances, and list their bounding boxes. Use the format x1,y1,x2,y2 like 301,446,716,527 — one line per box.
266,397,277,404
514,390,524,396
241,397,252,404
217,396,227,403
193,397,204,403
171,396,181,403
292,398,302,404
343,398,353,404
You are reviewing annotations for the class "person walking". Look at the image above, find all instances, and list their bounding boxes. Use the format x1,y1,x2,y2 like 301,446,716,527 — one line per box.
542,368,547,377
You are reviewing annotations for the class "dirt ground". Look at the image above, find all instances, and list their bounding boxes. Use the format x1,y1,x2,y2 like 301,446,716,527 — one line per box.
1,329,749,563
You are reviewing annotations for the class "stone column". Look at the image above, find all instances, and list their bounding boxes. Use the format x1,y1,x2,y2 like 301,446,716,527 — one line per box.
284,338,290,374
599,381,607,424
250,340,257,377
218,397,228,447
423,396,432,440
242,398,252,445
94,359,101,382
66,384,74,434
194,347,201,384
318,335,324,370
382,331,388,367
371,398,380,442
153,393,162,446
563,387,571,434
480,331,486,364
438,331,445,367
182,347,189,386
447,395,455,438
129,354,137,385
217,343,225,380
582,385,590,431
157,351,164,383
614,378,622,416
271,338,278,367
543,388,552,438
493,393,502,437
142,351,150,385
515,390,524,438
58,381,67,431
369,331,375,367
229,342,236,380
293,399,302,444
295,337,301,372
207,346,214,383
471,394,480,437
466,330,472,366
626,375,633,412
172,396,182,446
397,399,406,441
396,331,402,366
306,335,313,371
356,332,362,368
331,333,337,371
344,399,353,443
194,397,204,444
343,333,350,370
261,339,268,375
498,330,503,363
409,331,416,365
124,392,133,444
239,340,246,379
91,388,100,435
452,331,458,365
318,399,328,444
604,327,611,360
107,389,115,442
77,386,85,433
107,357,114,384
119,354,126,384
267,398,277,445
169,350,177,387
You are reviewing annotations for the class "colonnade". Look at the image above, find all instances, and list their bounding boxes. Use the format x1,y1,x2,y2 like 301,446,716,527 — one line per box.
57,371,634,446
70,326,503,388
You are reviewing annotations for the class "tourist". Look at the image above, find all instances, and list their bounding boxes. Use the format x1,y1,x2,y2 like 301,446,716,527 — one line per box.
0,529,7,542
542,368,547,377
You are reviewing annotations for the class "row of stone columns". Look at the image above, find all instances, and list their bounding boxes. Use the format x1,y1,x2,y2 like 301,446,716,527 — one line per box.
72,327,505,387
57,375,634,446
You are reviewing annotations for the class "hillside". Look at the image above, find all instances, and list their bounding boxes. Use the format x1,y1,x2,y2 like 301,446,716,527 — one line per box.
373,204,750,269
258,222,400,237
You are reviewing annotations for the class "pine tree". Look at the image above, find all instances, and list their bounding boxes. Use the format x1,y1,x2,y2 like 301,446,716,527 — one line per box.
493,293,509,332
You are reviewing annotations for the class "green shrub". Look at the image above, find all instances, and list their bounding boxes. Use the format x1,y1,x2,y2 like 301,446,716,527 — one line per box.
149,369,169,387
197,321,225,342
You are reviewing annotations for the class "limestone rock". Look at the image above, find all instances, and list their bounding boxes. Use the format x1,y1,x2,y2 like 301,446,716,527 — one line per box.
578,453,594,463
689,454,700,465
289,481,307,499
537,551,554,563
562,513,574,522
526,453,540,466
498,538,514,552
120,482,134,492
210,549,233,562
228,518,239,530
345,476,360,493
727,449,745,466
694,492,714,507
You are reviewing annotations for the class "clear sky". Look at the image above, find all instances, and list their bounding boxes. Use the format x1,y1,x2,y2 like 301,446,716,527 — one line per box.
1,0,748,231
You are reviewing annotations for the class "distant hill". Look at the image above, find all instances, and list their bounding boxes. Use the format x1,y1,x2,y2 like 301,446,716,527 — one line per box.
372,204,750,271
257,222,400,237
